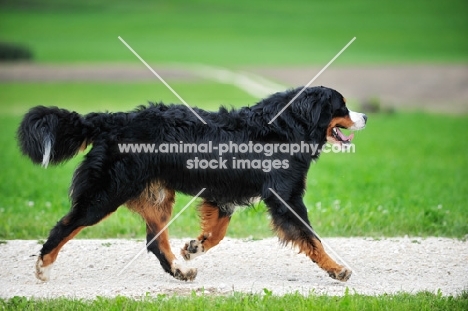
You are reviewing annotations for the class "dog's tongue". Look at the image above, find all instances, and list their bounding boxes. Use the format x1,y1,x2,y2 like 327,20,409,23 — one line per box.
336,128,354,142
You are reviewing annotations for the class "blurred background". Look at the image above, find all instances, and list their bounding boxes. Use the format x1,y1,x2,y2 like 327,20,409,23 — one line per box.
1,0,467,112
0,0,467,240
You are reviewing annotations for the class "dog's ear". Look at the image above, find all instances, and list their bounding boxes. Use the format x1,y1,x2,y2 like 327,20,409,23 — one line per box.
291,88,332,129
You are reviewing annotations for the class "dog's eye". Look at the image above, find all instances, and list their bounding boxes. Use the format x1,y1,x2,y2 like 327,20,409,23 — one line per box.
333,107,348,117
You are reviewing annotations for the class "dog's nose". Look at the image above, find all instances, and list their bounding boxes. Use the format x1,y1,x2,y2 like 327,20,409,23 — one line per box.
362,114,368,124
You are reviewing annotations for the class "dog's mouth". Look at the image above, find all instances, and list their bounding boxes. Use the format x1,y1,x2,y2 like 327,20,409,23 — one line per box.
327,127,355,147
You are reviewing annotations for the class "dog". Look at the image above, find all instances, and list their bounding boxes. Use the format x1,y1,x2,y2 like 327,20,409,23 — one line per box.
17,86,367,282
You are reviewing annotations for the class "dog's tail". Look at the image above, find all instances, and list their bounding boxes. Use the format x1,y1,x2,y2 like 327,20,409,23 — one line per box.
17,106,93,167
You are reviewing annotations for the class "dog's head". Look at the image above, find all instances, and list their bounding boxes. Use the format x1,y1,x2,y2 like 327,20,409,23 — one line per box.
284,86,367,149
262,86,367,148
325,87,367,148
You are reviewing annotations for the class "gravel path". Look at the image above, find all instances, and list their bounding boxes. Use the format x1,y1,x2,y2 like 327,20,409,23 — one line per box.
1,237,467,298
1,64,467,113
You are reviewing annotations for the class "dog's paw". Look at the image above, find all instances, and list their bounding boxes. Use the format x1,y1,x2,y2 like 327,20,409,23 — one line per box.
35,258,51,282
172,262,198,281
328,267,352,282
181,239,205,261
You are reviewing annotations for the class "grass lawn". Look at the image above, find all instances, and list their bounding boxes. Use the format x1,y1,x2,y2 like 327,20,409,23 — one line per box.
0,0,467,65
1,290,467,310
0,82,467,240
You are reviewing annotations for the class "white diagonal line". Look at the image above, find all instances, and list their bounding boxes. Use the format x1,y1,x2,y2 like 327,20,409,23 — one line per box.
117,188,206,276
268,37,356,124
268,188,356,275
118,36,207,124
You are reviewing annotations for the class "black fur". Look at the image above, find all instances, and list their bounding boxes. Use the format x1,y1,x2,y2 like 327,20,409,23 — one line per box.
17,106,90,165
18,86,362,282
18,86,342,204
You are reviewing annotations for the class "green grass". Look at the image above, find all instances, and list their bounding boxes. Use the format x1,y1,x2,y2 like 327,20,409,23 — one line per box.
1,291,467,310
0,82,255,116
0,82,467,240
306,112,468,237
1,0,467,65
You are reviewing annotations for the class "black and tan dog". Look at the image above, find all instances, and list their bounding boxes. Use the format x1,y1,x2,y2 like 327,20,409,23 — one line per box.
17,86,366,282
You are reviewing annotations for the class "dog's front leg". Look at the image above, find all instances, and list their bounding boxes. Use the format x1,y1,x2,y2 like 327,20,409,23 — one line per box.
181,201,232,261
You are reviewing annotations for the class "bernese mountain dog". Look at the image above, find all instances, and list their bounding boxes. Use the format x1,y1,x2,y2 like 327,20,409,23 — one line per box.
17,86,367,283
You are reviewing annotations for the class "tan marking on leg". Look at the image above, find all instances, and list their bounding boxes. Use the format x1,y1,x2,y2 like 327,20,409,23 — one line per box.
41,226,84,267
36,204,117,282
126,182,174,224
127,181,197,281
181,201,230,260
197,203,230,251
36,226,84,281
127,182,176,263
276,227,351,282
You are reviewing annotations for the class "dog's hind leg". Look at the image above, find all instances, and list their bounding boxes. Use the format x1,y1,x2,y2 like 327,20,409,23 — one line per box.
36,196,120,281
127,182,197,281
181,201,232,261
265,194,352,282
35,146,144,282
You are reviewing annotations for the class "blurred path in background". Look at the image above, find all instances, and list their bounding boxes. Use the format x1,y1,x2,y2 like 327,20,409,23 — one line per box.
1,64,467,113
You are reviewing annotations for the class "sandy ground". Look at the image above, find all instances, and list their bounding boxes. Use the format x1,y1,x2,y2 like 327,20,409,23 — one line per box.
0,237,467,298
